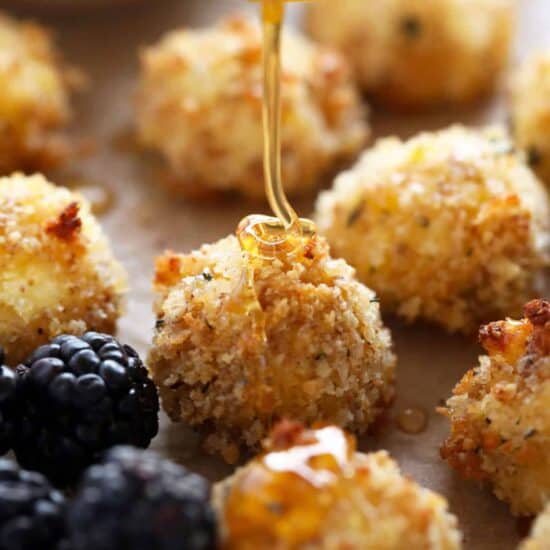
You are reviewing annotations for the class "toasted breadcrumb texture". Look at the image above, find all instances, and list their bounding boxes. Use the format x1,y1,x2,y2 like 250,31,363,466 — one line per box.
315,125,550,334
0,173,127,365
213,421,462,549
440,300,550,516
136,15,368,199
511,51,550,187
306,0,513,110
0,12,76,173
520,503,550,550
148,235,395,463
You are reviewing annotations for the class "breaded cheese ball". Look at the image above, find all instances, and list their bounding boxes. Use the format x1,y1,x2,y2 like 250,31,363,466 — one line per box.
148,233,395,463
511,51,550,186
136,16,368,199
306,0,513,110
0,174,127,366
0,13,75,173
314,126,550,334
440,299,550,516
213,421,462,549
520,503,550,550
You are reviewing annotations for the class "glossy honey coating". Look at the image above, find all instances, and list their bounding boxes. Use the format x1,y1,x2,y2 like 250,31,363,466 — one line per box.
440,300,550,516
315,125,550,333
511,51,550,187
0,12,76,173
306,0,513,110
0,174,127,365
148,233,395,463
520,503,550,550
213,421,462,549
136,16,368,199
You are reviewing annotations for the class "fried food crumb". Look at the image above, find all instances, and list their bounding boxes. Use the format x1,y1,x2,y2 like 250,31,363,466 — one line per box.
148,234,395,463
0,12,77,173
0,173,127,365
213,422,462,549
315,125,550,333
440,300,550,516
136,16,368,199
511,51,550,187
306,0,514,110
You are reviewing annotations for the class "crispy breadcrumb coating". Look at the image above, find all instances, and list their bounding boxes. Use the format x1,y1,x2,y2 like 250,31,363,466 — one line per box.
148,234,395,463
0,173,127,365
440,300,550,516
511,51,550,187
213,421,462,549
520,503,550,550
136,16,368,199
0,12,76,173
314,126,550,333
306,0,514,110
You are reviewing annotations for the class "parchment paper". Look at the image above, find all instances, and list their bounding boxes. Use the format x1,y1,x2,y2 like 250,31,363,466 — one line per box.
2,1,549,547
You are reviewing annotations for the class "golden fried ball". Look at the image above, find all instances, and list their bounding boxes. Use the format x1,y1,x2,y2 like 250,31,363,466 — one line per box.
314,125,550,334
440,299,550,517
0,12,75,173
148,233,395,463
306,0,513,110
0,174,127,366
136,16,368,199
511,51,550,187
520,503,550,550
213,421,462,549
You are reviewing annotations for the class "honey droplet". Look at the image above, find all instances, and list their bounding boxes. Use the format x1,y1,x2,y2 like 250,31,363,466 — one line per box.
397,407,428,435
237,214,316,260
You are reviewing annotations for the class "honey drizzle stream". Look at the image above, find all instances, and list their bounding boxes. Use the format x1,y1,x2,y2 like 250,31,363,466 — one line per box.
261,0,297,229
238,0,316,258
234,0,317,422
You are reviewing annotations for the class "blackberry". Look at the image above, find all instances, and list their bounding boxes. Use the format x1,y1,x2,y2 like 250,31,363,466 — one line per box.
0,458,66,550
67,446,217,550
0,350,17,455
13,333,159,486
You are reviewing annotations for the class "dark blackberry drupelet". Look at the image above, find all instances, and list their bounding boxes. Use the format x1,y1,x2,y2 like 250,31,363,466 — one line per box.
0,350,17,456
0,458,66,550
13,333,159,486
67,446,217,550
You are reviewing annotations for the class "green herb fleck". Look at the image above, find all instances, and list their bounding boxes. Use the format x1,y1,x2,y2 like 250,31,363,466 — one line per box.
401,15,422,38
266,502,284,515
527,146,542,167
202,271,213,281
346,201,365,227
417,216,430,228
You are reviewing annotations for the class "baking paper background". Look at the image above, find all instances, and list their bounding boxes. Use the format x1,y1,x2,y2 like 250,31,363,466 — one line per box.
2,0,549,547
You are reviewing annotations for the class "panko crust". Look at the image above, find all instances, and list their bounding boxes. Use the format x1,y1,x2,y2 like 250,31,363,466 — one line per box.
520,503,550,550
511,51,550,186
314,125,550,334
307,0,514,110
148,234,395,463
0,174,127,365
213,421,462,549
0,12,76,174
136,16,368,199
440,300,550,516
